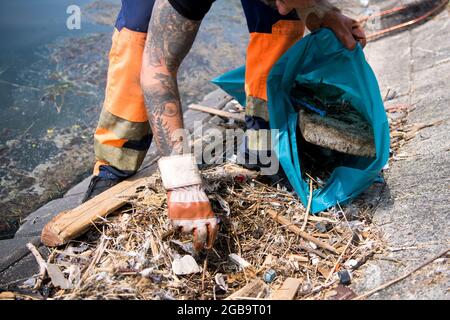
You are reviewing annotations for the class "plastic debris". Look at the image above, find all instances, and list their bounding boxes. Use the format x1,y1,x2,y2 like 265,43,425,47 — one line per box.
171,255,202,276
338,270,352,285
21,278,36,289
229,253,251,269
344,259,359,269
263,269,277,283
214,273,228,292
170,240,195,255
46,263,72,289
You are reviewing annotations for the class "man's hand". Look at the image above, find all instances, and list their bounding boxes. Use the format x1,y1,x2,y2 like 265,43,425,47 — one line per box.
311,10,367,50
285,1,366,50
158,154,218,252
168,185,218,251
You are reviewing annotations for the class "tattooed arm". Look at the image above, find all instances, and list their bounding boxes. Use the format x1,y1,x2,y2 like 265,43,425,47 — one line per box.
141,0,201,156
141,0,218,252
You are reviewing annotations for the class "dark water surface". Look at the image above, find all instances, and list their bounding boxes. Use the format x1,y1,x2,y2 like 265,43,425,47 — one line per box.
0,0,248,238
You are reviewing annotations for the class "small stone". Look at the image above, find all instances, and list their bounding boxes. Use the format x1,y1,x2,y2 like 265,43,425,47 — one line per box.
316,222,333,233
338,270,352,285
315,222,328,233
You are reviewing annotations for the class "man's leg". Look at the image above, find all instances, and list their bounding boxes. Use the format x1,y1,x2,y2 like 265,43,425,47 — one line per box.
239,0,305,178
83,0,156,202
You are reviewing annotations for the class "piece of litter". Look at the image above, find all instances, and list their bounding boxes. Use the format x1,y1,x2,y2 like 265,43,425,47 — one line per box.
311,257,320,266
263,269,277,283
227,154,238,163
46,263,72,289
229,253,251,269
262,254,274,267
95,271,108,281
214,273,228,292
170,240,195,255
140,268,155,278
172,255,202,275
338,270,352,285
434,258,446,264
344,259,358,269
21,278,36,288
309,242,318,250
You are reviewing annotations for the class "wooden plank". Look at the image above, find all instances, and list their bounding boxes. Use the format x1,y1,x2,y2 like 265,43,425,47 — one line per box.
41,158,159,247
271,278,302,300
189,104,245,123
225,279,269,300
0,292,16,300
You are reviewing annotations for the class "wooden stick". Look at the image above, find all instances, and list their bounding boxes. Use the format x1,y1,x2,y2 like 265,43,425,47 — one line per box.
26,243,47,290
41,158,159,247
189,104,245,122
299,279,338,298
354,248,449,300
268,209,338,255
325,236,353,284
301,179,313,232
271,277,302,300
225,279,268,300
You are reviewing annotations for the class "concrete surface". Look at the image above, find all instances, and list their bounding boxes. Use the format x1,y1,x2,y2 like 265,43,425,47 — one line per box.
351,7,450,299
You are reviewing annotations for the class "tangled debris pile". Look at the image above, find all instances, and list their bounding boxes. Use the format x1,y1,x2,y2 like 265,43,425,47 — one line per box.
13,97,442,300
20,163,383,300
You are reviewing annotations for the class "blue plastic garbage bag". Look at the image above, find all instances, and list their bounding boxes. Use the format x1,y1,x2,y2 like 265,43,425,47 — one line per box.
212,28,390,213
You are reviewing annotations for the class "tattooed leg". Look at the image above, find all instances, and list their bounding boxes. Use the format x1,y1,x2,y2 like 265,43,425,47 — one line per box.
141,0,201,157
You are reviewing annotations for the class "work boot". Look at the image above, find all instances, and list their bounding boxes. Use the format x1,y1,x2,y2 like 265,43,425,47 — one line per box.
81,165,132,203
81,176,122,203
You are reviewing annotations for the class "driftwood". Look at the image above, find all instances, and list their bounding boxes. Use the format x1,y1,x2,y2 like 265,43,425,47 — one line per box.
26,242,47,289
271,277,302,300
189,104,245,123
267,209,338,255
225,279,269,300
0,292,16,300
